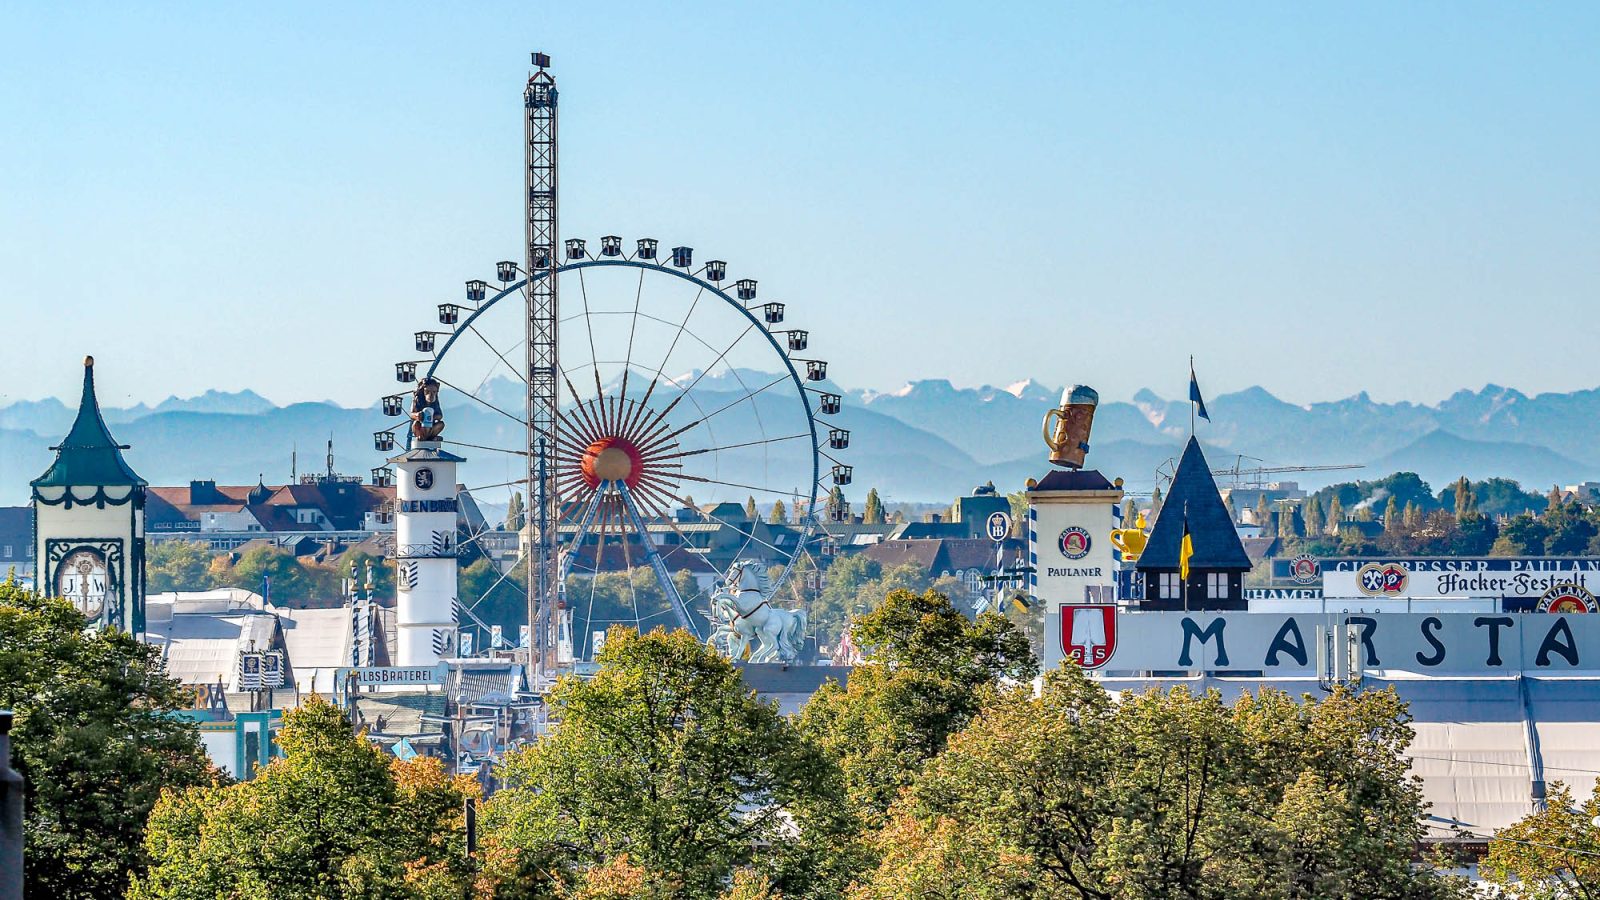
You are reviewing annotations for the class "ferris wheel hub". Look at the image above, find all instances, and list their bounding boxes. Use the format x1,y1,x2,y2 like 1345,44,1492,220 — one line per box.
581,435,644,489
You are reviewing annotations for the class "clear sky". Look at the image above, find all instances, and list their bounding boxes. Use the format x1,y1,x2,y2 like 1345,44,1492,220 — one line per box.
3,2,1598,409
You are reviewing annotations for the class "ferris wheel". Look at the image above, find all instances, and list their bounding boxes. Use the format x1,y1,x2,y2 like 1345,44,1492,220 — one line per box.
374,239,851,651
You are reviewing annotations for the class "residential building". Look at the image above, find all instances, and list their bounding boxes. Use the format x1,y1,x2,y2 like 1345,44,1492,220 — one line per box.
146,477,397,550
0,507,34,584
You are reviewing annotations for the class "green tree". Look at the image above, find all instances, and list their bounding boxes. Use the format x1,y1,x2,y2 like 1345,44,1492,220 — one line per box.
1544,501,1599,555
130,694,478,899
480,628,849,899
1452,476,1476,519
0,583,212,900
813,554,882,643
857,671,1465,900
862,488,885,525
1493,513,1550,556
1150,485,1164,520
798,590,1036,834
1439,478,1543,519
770,500,787,524
1383,495,1400,531
215,546,340,606
506,490,526,531
1484,781,1600,898
1006,490,1029,527
1301,497,1323,539
1326,495,1344,535
1254,494,1272,529
146,538,216,592
745,496,759,520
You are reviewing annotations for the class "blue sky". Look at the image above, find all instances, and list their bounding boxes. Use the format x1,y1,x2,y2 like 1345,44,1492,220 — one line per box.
3,2,1598,409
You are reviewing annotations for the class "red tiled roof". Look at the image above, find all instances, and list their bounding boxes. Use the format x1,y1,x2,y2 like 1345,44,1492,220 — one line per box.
148,482,394,532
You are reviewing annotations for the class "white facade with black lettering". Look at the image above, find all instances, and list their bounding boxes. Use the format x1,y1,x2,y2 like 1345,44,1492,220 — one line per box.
389,442,464,666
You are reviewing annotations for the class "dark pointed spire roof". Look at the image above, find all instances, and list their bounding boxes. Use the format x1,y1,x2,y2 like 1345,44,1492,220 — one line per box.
31,356,146,489
1135,437,1250,572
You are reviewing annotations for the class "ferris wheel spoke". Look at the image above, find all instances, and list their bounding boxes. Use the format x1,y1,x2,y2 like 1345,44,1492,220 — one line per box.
619,267,646,409
435,376,527,429
633,284,706,416
642,322,758,430
674,472,803,500
628,382,721,459
615,504,639,581
575,268,606,401
654,374,790,446
644,432,811,463
633,441,683,464
559,372,608,443
589,395,616,439
465,323,529,386
459,548,527,615
558,414,601,452
441,439,529,457
462,477,532,493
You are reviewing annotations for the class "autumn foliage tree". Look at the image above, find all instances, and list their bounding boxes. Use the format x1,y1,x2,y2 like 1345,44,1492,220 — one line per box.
129,694,478,899
855,668,1465,900
1484,781,1600,898
478,627,852,899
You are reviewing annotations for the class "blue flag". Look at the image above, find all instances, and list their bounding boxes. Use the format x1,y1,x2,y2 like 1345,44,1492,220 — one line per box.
1189,363,1210,422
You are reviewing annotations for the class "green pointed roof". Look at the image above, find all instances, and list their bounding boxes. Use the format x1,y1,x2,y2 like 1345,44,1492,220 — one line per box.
32,356,146,489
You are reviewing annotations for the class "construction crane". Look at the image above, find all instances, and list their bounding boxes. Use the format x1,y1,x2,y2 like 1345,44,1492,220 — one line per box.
1211,455,1363,490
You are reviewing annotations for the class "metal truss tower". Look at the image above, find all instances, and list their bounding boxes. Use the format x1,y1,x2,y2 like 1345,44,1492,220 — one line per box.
524,53,559,682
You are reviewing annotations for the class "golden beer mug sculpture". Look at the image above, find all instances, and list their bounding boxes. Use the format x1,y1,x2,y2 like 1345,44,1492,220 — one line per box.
1110,511,1149,562
1042,384,1099,469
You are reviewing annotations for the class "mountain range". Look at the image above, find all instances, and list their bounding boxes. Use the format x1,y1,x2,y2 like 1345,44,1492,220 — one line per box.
0,378,1595,507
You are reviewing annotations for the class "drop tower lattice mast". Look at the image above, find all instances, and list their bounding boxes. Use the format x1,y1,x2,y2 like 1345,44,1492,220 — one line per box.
525,53,559,682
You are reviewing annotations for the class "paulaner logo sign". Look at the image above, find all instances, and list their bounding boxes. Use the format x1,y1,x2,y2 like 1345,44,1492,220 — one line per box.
1052,611,1600,675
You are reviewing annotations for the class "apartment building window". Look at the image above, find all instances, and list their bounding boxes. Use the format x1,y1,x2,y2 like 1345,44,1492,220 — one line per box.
1160,573,1180,598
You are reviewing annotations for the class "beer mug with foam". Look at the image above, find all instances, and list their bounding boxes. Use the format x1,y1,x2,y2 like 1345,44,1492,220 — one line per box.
1042,384,1099,469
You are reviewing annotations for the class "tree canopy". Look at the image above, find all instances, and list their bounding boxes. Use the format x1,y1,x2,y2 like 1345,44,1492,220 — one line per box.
0,582,212,900
130,694,478,900
855,668,1466,900
146,539,215,593
479,627,850,899
798,590,1036,833
1484,780,1600,898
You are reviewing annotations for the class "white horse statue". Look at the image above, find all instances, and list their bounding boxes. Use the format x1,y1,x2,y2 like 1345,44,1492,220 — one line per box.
707,559,808,664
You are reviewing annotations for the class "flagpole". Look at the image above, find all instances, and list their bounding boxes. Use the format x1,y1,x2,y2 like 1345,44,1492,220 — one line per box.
1189,355,1195,437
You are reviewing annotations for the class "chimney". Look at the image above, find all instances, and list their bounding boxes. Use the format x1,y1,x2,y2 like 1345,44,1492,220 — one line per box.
1,709,22,900
190,479,219,504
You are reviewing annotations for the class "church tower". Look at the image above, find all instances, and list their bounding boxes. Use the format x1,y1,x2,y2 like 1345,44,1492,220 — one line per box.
31,357,148,634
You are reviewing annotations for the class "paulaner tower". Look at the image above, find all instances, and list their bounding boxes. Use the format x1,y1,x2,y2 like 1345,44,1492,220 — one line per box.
389,377,463,666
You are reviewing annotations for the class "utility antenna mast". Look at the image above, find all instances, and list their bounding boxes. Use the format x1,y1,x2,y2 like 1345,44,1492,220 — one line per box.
525,52,559,683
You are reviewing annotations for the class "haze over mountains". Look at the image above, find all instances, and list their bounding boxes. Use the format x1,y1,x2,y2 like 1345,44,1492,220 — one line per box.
1,376,1595,507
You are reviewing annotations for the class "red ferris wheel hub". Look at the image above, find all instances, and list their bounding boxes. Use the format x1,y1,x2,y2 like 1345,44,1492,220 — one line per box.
580,435,644,490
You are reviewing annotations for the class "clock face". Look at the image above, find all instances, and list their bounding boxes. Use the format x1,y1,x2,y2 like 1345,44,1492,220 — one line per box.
56,548,109,619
